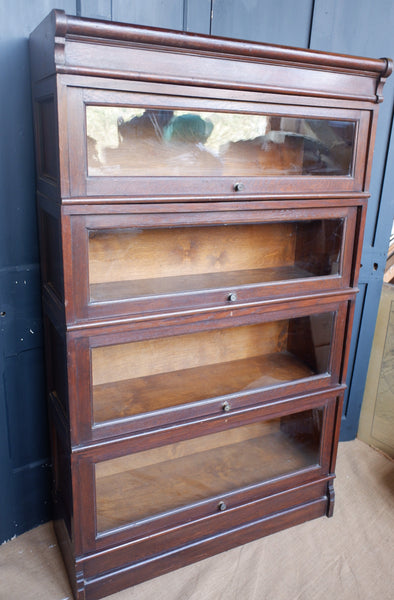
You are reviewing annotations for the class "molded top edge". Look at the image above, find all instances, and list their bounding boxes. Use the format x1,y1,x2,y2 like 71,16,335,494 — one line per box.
50,9,392,76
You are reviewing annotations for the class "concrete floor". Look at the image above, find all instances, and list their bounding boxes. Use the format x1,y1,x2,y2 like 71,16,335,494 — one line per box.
0,439,393,600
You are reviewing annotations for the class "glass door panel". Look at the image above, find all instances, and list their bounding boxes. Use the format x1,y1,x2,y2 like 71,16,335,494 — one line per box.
92,313,334,425
95,408,323,532
88,220,344,304
86,107,355,178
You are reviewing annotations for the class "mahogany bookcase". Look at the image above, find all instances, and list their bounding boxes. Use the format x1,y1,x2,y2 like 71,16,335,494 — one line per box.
30,10,391,599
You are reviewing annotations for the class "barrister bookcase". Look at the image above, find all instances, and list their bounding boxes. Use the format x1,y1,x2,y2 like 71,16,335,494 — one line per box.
29,10,391,600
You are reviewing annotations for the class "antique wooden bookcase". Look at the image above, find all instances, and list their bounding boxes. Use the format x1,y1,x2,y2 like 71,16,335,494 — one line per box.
30,10,391,600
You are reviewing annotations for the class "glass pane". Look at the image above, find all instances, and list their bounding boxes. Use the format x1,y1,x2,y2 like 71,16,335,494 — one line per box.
88,220,344,303
95,408,323,532
86,106,355,177
92,313,334,425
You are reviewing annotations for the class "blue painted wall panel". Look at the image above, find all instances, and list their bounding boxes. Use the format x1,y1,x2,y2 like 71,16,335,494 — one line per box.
112,0,184,29
79,0,112,20
310,0,394,438
310,0,394,248
5,350,47,468
184,0,211,34
0,0,78,544
373,108,394,252
211,0,315,47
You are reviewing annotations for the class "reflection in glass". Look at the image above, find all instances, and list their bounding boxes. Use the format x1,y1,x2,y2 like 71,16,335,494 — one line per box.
91,313,334,425
95,408,323,532
86,106,355,177
88,220,344,303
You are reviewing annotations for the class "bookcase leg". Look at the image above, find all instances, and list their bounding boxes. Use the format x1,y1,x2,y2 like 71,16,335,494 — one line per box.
327,481,335,517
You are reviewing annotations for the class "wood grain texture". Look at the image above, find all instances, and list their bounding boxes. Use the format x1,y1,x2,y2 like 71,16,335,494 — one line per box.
97,420,279,476
64,205,354,324
93,352,314,423
81,476,329,578
86,499,328,599
59,10,390,74
89,266,313,302
88,223,296,284
91,320,287,385
95,415,320,531
87,218,343,305
61,37,382,104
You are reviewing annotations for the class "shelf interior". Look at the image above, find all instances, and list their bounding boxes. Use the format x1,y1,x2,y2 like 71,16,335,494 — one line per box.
88,221,343,304
90,266,314,303
95,409,322,532
92,315,333,425
93,352,313,423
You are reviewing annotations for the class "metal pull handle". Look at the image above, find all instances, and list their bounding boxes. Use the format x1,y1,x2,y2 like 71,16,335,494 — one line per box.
234,182,245,192
227,293,237,302
218,501,227,511
222,401,231,412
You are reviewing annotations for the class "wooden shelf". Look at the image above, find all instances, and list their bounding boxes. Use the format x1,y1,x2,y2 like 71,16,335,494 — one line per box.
90,265,314,303
95,423,319,532
93,351,314,424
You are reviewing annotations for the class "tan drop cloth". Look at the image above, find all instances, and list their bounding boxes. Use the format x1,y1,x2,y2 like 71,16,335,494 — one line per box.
0,439,393,600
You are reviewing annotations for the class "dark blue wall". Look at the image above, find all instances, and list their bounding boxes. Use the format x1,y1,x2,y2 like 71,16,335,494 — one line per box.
310,0,394,439
0,0,76,543
1,0,393,542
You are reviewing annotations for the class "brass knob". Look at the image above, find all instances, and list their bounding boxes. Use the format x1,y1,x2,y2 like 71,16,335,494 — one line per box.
228,293,237,302
218,501,227,511
234,182,245,192
222,401,231,412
